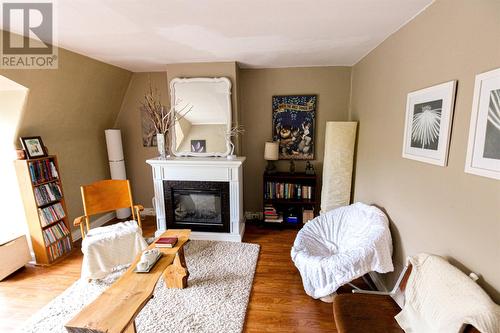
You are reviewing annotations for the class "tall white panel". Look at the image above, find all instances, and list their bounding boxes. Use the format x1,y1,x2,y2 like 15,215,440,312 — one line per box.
321,122,358,213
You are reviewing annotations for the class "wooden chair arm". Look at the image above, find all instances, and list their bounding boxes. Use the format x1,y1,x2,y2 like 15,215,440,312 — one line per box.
133,204,144,212
133,204,144,228
74,216,86,227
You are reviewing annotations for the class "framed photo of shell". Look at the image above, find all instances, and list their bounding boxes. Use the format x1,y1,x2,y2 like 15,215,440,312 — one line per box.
402,81,457,166
465,67,500,180
272,95,316,160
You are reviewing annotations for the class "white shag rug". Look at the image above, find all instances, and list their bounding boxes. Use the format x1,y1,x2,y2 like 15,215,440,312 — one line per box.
20,240,260,333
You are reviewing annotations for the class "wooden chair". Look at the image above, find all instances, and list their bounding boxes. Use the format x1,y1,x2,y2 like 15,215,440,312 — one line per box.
75,180,147,281
74,179,144,238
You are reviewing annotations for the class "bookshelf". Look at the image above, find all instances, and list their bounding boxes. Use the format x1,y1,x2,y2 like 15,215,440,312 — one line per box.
15,155,73,265
263,172,318,228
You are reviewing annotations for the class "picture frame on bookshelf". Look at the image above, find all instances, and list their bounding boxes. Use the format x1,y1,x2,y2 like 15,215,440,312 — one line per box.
20,136,47,159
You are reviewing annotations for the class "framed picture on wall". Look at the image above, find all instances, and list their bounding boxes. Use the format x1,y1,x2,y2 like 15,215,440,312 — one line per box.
464,67,500,180
402,80,457,166
272,95,316,160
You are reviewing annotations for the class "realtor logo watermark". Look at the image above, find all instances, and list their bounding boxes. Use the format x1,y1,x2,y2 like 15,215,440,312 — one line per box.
1,1,58,69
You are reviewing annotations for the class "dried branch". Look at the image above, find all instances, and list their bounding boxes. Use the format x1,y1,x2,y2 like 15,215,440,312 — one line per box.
140,78,191,135
225,125,245,140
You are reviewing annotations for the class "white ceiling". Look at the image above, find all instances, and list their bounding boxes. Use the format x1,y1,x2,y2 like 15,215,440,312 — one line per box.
7,0,433,72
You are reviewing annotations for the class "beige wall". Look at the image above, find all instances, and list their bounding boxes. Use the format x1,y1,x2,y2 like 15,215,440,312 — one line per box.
240,67,352,212
1,45,131,229
350,0,500,301
114,72,168,207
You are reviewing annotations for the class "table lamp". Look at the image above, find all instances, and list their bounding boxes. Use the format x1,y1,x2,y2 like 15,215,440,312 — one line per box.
264,141,279,174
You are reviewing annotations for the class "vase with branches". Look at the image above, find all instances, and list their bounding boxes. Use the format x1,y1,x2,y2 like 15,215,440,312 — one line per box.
140,81,190,158
224,125,245,159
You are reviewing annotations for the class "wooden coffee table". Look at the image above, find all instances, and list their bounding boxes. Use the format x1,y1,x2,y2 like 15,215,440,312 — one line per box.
65,229,191,333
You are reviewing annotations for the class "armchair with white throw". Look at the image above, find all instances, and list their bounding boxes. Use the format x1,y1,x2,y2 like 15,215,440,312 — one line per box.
74,179,148,280
291,202,394,299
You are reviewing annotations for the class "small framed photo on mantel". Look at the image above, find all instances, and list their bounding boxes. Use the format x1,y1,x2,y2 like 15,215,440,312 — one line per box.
20,136,47,159
465,67,500,180
402,80,457,166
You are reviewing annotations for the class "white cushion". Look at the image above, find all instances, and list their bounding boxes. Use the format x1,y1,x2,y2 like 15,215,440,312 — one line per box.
81,220,147,280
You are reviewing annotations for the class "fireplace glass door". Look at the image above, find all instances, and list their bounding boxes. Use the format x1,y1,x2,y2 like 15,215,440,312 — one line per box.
164,181,230,233
174,190,222,225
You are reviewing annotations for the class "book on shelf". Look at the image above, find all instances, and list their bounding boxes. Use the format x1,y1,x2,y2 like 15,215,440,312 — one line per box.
264,181,313,200
302,209,314,224
265,215,283,223
155,237,178,248
42,221,70,245
28,159,58,184
47,237,72,261
264,204,283,223
16,154,72,265
38,202,66,227
34,182,62,206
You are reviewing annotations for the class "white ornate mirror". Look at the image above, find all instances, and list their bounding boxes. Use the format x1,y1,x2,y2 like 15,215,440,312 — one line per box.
170,77,232,157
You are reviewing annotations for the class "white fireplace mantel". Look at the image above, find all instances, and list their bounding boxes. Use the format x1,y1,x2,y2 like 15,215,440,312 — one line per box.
146,156,246,242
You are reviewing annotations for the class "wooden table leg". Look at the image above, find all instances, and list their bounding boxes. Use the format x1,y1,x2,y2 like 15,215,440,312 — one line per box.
163,247,189,289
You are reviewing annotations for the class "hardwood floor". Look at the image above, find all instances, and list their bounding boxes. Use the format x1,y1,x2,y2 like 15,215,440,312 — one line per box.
0,217,355,332
243,224,337,332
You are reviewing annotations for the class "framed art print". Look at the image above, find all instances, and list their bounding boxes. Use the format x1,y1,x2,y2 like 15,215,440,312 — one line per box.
402,80,457,166
272,95,316,160
465,67,500,180
191,139,206,153
20,136,47,159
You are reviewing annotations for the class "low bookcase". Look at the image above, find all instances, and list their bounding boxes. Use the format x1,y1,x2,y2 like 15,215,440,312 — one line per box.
15,155,73,265
263,172,318,228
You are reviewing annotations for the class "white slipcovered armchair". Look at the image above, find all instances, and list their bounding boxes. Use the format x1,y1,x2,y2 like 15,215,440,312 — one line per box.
291,202,394,299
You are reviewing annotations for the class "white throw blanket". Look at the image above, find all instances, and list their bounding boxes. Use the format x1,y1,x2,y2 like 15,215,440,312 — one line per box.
291,203,394,298
81,220,147,280
395,253,500,333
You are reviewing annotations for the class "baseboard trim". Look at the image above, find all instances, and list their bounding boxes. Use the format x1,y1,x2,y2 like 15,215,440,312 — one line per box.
368,271,389,292
71,212,116,241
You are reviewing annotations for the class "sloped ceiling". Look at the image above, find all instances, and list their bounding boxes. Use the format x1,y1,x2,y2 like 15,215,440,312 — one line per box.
3,0,433,71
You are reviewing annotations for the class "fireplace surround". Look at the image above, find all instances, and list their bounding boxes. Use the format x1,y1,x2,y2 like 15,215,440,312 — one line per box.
146,156,245,242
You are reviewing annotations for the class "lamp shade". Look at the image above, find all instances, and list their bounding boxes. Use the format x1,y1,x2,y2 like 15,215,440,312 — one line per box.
264,141,279,160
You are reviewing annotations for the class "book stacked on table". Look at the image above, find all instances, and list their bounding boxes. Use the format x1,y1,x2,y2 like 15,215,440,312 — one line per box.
264,204,283,223
155,237,178,248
